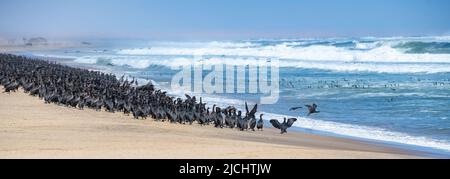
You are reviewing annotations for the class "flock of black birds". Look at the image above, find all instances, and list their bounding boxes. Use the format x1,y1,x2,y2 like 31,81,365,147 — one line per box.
0,54,320,134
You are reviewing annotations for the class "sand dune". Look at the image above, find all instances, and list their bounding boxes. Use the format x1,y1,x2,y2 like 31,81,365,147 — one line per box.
0,89,424,158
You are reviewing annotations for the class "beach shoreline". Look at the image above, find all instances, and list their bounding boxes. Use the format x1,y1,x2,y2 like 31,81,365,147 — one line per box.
0,87,431,159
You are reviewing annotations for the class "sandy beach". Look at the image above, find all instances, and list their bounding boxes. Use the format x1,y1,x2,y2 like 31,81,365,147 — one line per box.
0,88,427,159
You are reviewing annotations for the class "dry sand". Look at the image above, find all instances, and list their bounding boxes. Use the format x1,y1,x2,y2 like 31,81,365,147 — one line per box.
0,88,425,158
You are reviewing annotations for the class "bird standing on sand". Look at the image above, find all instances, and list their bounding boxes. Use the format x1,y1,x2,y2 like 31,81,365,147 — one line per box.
249,115,257,131
241,102,257,131
257,114,264,131
269,117,297,134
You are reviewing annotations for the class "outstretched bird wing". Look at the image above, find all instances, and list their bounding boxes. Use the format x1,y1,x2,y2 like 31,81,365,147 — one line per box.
185,94,192,100
289,106,303,111
305,105,312,109
286,118,298,127
245,102,249,114
270,119,282,129
250,104,258,115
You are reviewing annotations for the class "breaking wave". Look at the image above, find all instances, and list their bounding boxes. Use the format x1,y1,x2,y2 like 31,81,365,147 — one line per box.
118,38,450,64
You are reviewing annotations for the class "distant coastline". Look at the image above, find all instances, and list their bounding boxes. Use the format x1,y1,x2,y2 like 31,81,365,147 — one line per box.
0,40,86,53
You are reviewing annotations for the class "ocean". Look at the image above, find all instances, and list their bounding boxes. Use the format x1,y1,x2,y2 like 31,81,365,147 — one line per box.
21,36,450,154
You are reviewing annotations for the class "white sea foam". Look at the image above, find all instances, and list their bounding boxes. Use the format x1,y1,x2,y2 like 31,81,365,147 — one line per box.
30,38,450,74
118,42,450,63
72,54,450,74
353,41,383,50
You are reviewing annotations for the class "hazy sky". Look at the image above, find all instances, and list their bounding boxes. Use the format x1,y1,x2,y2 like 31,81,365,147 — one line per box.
1,0,449,40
